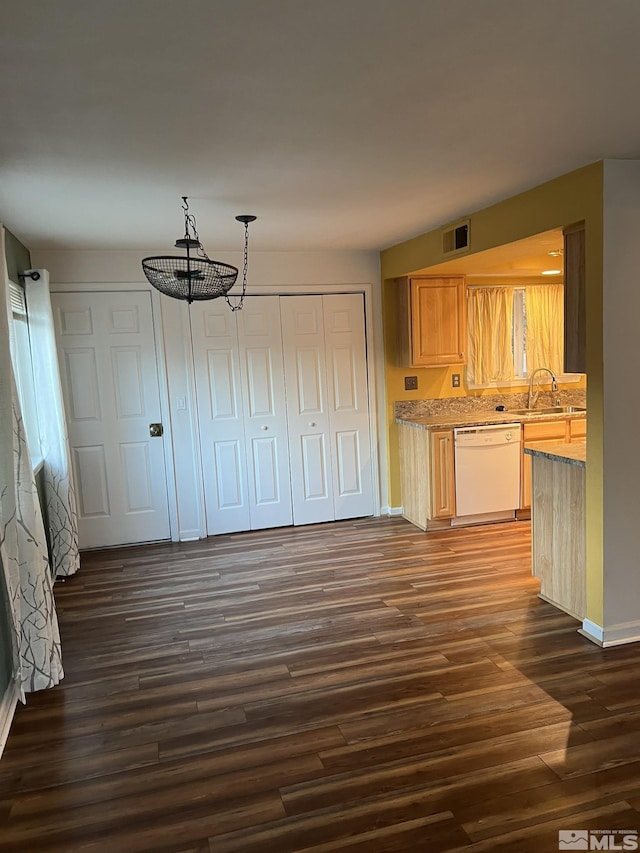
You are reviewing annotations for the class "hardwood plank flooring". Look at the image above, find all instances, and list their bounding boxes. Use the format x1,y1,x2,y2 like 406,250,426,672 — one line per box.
2,517,640,851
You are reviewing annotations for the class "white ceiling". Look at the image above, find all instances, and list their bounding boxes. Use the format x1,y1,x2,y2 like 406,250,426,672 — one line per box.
2,1,640,254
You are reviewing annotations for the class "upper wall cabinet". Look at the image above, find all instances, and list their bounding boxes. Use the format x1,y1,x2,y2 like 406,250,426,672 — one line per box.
563,222,586,374
396,276,467,367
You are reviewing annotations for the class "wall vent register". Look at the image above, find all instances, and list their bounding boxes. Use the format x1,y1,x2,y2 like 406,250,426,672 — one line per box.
442,220,470,256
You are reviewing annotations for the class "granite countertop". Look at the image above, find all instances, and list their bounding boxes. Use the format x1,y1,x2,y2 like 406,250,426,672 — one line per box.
396,409,587,431
524,440,586,467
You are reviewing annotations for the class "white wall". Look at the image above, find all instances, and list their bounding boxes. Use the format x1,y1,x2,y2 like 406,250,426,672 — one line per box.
601,159,640,641
34,248,386,541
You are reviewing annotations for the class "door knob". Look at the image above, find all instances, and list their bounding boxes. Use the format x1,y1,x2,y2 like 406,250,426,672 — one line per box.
309,422,316,427
149,423,164,437
261,425,268,431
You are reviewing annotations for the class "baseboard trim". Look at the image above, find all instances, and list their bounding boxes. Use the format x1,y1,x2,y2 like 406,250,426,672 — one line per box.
0,681,19,759
580,618,640,647
384,506,404,517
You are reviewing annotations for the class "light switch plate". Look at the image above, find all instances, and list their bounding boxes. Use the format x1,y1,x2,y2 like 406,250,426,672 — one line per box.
404,376,418,391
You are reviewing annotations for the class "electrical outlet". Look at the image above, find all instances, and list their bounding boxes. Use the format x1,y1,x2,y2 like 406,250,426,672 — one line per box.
404,376,418,391
452,373,461,388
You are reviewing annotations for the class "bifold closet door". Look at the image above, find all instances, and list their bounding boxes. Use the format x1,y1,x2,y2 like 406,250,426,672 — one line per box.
280,293,374,526
191,296,292,535
237,297,293,530
323,293,374,520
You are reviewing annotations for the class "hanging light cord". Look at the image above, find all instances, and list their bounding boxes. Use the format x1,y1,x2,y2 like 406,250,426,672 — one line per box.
183,195,252,309
226,217,251,311
182,196,211,262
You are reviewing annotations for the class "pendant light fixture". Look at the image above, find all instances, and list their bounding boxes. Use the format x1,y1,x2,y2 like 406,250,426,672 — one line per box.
142,197,256,310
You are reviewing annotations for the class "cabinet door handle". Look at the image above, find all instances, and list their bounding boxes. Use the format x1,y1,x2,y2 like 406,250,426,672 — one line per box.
261,425,268,431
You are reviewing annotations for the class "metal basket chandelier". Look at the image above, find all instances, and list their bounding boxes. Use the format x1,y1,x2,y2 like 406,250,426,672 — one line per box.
142,197,256,309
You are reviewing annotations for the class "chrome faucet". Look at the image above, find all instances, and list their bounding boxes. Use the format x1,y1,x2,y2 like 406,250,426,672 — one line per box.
527,367,559,409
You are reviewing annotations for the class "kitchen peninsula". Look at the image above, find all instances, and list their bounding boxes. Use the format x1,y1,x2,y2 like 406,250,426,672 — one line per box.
525,440,586,620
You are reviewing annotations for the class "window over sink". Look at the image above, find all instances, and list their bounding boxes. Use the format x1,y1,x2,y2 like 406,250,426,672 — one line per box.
466,283,568,388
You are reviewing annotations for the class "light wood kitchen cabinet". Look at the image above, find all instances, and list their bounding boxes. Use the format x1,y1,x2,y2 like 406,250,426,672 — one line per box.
520,416,586,509
564,222,586,374
396,276,466,367
430,429,456,518
529,448,586,620
398,423,455,530
569,417,586,441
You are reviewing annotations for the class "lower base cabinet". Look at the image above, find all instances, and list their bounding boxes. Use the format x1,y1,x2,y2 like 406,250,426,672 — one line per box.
399,415,587,530
398,424,455,530
521,417,586,509
530,452,586,620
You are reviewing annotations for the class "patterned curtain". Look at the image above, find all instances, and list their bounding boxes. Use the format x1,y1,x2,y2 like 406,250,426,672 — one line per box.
24,270,79,578
0,226,63,698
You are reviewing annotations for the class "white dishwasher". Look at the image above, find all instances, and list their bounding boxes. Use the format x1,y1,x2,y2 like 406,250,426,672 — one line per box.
453,423,521,520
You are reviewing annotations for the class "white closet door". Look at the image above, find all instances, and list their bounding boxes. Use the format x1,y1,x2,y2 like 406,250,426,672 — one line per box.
323,293,374,520
191,300,250,535
237,298,292,530
191,297,292,534
280,296,334,526
53,291,171,549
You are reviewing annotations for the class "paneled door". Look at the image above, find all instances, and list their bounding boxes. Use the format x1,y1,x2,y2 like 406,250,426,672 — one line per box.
322,293,374,520
280,294,374,525
280,296,333,525
191,296,292,534
52,291,171,548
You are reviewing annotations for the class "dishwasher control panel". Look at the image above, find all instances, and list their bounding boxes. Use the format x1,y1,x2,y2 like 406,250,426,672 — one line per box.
454,423,521,447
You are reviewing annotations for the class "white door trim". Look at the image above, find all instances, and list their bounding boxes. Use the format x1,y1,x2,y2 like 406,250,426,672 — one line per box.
149,290,179,542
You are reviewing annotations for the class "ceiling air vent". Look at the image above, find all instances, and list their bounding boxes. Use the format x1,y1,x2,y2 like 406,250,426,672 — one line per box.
442,220,470,256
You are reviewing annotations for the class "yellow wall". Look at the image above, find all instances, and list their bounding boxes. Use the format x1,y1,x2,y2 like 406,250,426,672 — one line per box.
381,161,604,625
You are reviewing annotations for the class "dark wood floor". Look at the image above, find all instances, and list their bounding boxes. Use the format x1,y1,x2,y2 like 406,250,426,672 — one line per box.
2,517,640,852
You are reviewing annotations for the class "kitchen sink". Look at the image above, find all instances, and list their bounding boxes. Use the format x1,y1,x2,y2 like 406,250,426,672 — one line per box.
506,406,587,416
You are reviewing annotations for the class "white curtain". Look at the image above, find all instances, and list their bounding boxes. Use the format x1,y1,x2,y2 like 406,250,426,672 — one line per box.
25,270,79,578
525,283,564,376
466,286,517,385
0,226,63,697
